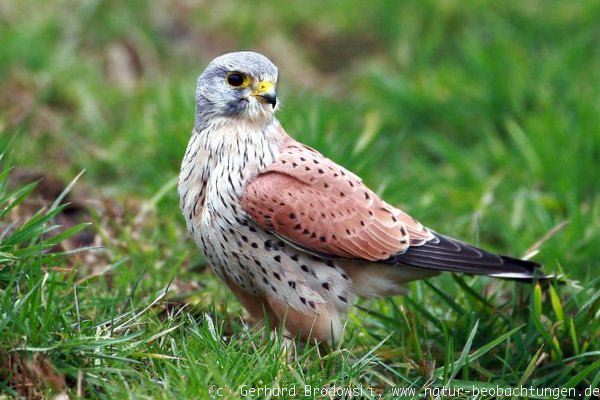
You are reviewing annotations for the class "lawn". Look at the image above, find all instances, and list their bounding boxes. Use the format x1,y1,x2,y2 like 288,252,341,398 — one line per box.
1,0,599,398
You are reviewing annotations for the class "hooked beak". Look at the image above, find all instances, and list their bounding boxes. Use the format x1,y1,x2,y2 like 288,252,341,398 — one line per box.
252,81,277,108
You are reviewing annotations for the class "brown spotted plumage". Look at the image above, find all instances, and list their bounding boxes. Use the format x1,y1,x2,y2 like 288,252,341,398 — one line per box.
242,139,432,261
178,52,544,344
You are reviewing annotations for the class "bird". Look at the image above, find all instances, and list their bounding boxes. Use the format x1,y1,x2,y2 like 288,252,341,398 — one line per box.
178,51,544,344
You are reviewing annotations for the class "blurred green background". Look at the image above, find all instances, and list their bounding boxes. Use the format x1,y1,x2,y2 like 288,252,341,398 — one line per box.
1,0,599,397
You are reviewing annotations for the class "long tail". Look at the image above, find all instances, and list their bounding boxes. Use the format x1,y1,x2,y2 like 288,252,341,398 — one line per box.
386,232,548,282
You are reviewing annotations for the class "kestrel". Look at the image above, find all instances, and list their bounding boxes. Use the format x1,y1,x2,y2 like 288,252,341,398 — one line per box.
178,51,543,344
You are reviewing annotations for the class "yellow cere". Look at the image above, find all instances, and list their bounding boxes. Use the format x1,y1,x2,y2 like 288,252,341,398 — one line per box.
254,81,274,95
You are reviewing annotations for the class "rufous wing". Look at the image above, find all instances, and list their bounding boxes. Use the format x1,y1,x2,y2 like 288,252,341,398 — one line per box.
241,140,433,261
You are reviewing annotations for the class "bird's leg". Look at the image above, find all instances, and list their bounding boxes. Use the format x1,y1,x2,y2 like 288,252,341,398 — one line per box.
266,295,343,343
224,277,279,338
225,277,343,359
269,329,298,362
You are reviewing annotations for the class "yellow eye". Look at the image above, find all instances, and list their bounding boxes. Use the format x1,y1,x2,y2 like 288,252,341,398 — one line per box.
227,73,246,87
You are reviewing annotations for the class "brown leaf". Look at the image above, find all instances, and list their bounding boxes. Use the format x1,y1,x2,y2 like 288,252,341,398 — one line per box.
1,352,66,399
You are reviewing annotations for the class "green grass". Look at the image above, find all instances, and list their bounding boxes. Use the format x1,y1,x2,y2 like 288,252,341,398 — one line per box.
1,0,599,398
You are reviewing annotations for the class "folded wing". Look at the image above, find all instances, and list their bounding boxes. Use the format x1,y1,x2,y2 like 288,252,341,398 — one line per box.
242,139,542,279
242,140,432,261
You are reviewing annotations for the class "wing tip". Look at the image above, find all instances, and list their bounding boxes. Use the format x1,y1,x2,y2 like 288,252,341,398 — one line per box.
389,232,548,281
499,255,541,273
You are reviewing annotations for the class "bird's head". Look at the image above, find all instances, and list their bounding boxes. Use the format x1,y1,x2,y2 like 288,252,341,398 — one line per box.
195,51,279,126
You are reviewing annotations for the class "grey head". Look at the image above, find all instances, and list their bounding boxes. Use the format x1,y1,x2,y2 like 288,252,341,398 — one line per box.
195,51,279,127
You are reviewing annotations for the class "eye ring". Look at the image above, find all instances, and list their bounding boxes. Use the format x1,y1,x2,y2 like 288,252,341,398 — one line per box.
227,73,246,87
